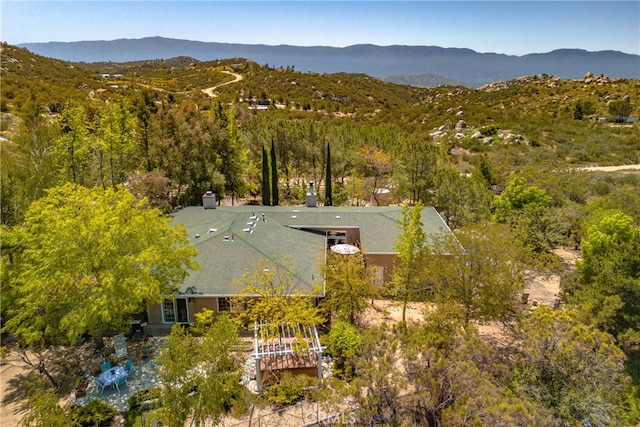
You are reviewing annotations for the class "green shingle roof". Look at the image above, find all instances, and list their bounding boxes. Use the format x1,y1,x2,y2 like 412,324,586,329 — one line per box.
171,205,451,296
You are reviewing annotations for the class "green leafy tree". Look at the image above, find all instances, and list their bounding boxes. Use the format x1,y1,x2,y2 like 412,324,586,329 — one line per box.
2,183,198,348
494,176,552,222
131,89,158,172
494,176,556,256
20,375,69,427
156,315,246,426
54,101,94,186
426,222,524,324
232,258,323,331
573,100,596,120
514,306,628,425
474,153,495,187
150,104,208,206
325,320,362,379
220,105,248,204
389,202,427,322
432,167,493,229
569,210,640,336
322,251,376,325
393,135,441,204
95,100,137,189
127,169,175,213
609,100,634,122
356,145,392,206
1,94,59,225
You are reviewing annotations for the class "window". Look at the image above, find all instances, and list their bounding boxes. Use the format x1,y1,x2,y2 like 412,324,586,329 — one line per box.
162,299,176,323
368,266,385,287
327,230,347,247
218,297,232,312
162,298,189,323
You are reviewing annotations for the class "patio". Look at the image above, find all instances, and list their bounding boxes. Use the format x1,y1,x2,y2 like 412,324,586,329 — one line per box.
73,337,165,412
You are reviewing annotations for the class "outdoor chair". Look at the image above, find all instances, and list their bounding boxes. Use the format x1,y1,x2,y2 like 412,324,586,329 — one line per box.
124,359,133,374
115,374,128,392
100,361,111,373
130,322,146,341
96,377,108,395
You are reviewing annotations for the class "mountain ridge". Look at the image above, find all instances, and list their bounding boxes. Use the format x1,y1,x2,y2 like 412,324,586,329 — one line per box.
18,36,640,88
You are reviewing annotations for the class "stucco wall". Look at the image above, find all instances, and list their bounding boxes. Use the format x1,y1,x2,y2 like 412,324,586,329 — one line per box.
364,253,395,284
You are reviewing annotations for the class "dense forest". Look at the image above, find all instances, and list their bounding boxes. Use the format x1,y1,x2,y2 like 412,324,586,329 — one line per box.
1,41,640,425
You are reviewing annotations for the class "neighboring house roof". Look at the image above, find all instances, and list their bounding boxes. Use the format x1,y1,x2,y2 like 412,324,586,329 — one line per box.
170,205,451,297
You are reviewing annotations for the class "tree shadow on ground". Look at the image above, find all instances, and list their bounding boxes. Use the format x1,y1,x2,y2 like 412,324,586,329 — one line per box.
1,341,104,407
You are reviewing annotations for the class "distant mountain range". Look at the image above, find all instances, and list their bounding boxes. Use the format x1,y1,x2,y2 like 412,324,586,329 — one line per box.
19,36,640,87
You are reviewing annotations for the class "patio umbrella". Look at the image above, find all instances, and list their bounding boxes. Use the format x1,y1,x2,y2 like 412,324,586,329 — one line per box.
330,243,361,255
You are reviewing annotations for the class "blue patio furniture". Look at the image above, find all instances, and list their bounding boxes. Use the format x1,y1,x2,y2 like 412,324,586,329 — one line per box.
100,361,111,373
96,377,109,395
114,374,128,392
124,359,133,374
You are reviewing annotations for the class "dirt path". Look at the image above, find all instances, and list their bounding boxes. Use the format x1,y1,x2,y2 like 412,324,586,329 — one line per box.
202,70,243,97
0,355,30,426
580,164,640,172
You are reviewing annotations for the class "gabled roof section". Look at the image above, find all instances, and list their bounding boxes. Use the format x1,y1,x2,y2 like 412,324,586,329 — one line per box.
171,206,325,296
266,206,450,253
170,205,451,296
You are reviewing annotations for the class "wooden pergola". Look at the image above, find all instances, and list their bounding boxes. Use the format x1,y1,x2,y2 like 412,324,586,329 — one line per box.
252,321,325,391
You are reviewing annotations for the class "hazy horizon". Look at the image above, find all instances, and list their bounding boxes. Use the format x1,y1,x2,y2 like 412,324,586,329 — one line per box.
2,1,639,56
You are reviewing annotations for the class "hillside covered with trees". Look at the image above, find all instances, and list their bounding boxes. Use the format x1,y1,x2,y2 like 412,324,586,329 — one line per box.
1,42,640,425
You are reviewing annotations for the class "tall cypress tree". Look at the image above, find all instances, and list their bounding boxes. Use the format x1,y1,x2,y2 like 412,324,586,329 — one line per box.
270,138,279,206
261,145,271,206
325,142,333,206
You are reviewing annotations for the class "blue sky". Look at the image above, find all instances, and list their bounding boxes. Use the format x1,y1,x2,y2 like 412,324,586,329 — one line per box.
2,1,639,55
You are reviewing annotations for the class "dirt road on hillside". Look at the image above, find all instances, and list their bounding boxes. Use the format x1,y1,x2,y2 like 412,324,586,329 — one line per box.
202,70,242,97
580,164,640,172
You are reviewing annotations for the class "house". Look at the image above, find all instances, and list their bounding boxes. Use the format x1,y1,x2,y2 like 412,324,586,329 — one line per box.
146,193,453,326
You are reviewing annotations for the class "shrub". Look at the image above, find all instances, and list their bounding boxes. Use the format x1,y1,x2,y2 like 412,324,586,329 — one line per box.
263,372,318,408
69,399,117,427
325,321,362,379
128,388,162,411
108,354,120,366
